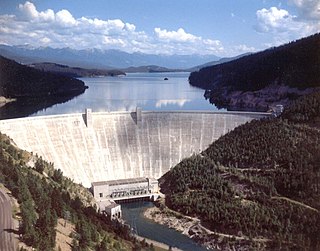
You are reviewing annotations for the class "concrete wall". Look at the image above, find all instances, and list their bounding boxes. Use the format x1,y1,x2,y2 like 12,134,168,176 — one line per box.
0,111,268,187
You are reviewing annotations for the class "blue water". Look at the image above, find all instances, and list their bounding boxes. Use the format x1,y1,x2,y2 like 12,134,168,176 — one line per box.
32,72,219,116
121,201,209,251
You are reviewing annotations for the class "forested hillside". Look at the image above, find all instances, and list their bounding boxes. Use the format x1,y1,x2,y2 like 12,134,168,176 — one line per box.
160,91,320,250
0,134,155,251
189,33,320,111
0,56,88,98
29,62,125,77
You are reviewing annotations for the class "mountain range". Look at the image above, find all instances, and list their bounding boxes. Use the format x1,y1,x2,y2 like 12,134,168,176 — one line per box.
0,44,220,69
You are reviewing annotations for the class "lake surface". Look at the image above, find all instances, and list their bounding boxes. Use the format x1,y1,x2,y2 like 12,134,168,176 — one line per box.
32,72,219,116
121,201,208,251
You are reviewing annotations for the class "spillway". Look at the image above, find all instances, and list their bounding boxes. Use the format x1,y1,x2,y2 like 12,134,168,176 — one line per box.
0,110,269,187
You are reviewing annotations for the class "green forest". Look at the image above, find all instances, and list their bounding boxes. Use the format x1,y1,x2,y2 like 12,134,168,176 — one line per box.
0,135,155,251
160,91,320,250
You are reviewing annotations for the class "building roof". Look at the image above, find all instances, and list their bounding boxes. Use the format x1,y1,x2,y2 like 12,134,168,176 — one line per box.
92,177,149,187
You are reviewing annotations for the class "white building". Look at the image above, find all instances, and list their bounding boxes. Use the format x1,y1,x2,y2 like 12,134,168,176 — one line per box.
91,177,159,201
91,177,160,219
96,200,121,219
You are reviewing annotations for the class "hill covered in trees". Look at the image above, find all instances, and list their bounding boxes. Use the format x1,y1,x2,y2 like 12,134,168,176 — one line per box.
160,91,320,250
29,62,125,77
189,33,320,111
0,56,88,98
0,133,155,251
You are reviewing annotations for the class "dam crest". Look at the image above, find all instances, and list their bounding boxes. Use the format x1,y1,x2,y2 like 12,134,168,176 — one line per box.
0,109,269,187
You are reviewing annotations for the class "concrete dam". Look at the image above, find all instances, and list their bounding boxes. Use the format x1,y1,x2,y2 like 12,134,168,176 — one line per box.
0,110,268,187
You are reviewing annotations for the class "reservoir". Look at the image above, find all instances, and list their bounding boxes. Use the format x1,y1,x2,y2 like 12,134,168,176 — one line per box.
121,201,208,251
32,72,219,116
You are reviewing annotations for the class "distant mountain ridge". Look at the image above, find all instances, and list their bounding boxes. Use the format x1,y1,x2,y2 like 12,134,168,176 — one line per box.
0,44,220,69
187,53,251,72
189,33,320,111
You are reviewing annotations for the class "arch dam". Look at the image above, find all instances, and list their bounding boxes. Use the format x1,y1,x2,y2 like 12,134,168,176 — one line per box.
0,109,269,187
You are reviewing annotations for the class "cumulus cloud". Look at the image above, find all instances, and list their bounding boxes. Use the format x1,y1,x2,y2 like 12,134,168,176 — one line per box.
255,5,319,44
155,28,198,42
256,7,293,32
153,27,224,55
0,1,226,55
1,1,149,52
19,1,55,22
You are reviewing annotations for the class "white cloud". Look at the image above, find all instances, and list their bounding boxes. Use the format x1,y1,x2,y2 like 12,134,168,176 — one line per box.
0,1,149,52
153,27,224,55
155,27,198,42
56,9,78,27
0,1,228,55
289,0,320,20
256,7,294,32
255,5,320,44
19,1,54,22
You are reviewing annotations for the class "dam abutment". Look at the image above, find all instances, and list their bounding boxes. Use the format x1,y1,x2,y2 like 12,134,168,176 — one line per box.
0,110,270,187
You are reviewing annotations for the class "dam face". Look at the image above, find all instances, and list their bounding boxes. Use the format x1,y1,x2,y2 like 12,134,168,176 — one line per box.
0,111,268,187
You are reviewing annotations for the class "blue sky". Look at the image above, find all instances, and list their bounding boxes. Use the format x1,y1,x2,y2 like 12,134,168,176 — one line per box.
0,0,319,57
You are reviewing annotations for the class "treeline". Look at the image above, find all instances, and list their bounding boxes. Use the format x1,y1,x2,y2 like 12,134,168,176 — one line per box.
0,134,154,251
0,56,88,98
189,33,320,91
160,91,320,249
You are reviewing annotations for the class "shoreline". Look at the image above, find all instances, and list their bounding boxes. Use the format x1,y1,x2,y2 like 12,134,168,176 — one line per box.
143,205,219,250
135,234,182,251
143,203,269,250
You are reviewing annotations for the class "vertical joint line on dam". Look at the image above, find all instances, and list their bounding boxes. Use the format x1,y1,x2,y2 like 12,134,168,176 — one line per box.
84,108,92,128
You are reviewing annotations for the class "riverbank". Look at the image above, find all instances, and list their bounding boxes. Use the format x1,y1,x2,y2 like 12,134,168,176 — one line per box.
135,235,182,251
143,201,269,250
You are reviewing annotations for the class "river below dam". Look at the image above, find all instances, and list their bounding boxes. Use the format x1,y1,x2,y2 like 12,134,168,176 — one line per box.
121,201,208,251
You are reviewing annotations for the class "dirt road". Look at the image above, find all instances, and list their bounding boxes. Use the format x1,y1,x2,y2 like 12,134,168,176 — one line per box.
0,188,17,251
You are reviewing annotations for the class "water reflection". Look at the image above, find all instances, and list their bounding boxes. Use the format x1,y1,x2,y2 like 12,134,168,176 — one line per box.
155,99,191,108
31,72,219,116
0,72,219,119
